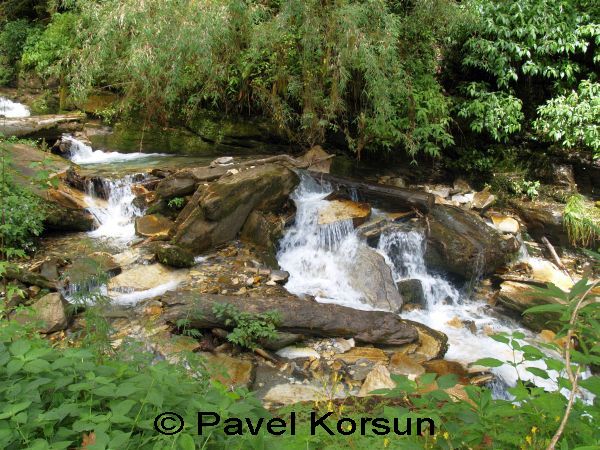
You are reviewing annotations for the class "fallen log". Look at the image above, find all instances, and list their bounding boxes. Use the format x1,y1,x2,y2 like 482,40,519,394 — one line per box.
159,291,420,346
305,172,435,213
0,113,85,140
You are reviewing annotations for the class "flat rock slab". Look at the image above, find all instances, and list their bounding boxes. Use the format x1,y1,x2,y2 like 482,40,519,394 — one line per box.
318,199,371,227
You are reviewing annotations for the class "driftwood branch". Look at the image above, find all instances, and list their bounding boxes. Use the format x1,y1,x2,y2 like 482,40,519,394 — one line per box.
541,236,574,283
159,291,420,346
0,113,85,140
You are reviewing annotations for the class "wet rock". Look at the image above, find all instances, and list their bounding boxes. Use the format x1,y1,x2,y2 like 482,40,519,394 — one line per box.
552,164,577,191
318,199,371,227
396,279,426,308
427,185,450,199
4,265,56,290
358,365,396,396
425,205,519,278
345,246,403,312
210,156,234,167
88,252,121,276
300,145,332,173
15,293,69,333
510,199,567,244
422,360,468,380
268,270,290,284
472,188,495,211
153,334,202,363
388,353,425,379
40,260,60,281
109,264,187,294
261,332,303,351
240,210,285,266
452,178,472,194
489,214,520,234
173,164,299,253
497,281,563,331
0,113,84,141
153,243,195,268
336,347,389,364
201,353,254,387
407,321,449,362
134,214,174,239
276,347,320,360
451,193,474,205
263,384,333,405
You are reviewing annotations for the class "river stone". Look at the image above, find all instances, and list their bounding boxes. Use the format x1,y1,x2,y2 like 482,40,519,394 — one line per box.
489,214,520,234
425,204,519,278
173,164,299,253
423,360,468,380
263,384,333,405
318,199,371,227
276,346,320,360
109,264,188,293
497,281,563,331
388,353,425,379
300,145,332,173
335,347,389,364
452,178,472,194
134,214,174,239
240,210,285,267
16,293,69,334
344,246,403,312
396,279,426,308
358,365,396,396
153,243,195,268
405,321,449,362
472,189,495,211
510,199,567,245
200,353,254,387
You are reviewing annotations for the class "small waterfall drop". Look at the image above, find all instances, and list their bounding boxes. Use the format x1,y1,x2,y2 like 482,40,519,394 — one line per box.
85,176,143,243
0,97,30,118
64,135,166,164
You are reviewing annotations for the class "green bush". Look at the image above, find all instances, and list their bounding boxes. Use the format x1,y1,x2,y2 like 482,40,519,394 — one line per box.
0,19,38,85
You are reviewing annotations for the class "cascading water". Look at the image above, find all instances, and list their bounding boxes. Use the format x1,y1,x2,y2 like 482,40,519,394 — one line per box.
63,135,166,164
278,174,576,396
85,176,143,243
0,97,30,118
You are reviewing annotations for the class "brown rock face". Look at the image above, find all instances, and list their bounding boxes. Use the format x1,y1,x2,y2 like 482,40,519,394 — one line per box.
173,164,299,253
14,293,69,333
497,281,563,331
510,199,567,245
134,214,174,238
318,199,371,227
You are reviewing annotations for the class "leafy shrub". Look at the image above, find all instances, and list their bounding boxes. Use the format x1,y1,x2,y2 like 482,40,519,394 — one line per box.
534,80,600,159
0,19,37,85
167,197,185,210
212,303,280,350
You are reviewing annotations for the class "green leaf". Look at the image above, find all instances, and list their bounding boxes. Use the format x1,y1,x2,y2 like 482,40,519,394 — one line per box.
436,374,459,389
526,367,550,379
0,401,32,419
178,433,196,450
579,376,600,395
472,358,504,368
9,340,31,357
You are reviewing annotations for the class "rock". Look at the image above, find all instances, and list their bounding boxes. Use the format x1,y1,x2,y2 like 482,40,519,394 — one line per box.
452,178,472,194
155,172,198,199
332,338,355,353
210,156,234,167
276,347,320,360
134,214,174,239
0,113,84,141
387,177,407,188
344,246,403,312
552,164,577,191
261,332,303,351
336,347,389,365
16,293,69,333
269,270,290,284
489,214,520,234
240,211,285,266
4,265,56,290
425,205,519,278
388,353,425,379
358,365,396,396
538,329,569,348
451,193,474,205
109,264,188,294
408,321,449,362
88,252,121,275
318,199,371,227
200,353,253,387
396,279,426,308
472,188,495,211
263,384,334,405
300,145,333,173
427,185,450,199
40,260,60,281
422,360,468,380
497,281,563,331
152,334,202,363
153,243,195,268
510,199,567,244
173,164,299,253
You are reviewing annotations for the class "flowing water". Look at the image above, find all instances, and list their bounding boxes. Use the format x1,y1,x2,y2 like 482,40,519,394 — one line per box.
277,174,576,395
0,97,30,118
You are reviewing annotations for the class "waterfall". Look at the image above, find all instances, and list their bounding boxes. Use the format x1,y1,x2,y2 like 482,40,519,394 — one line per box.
63,135,165,164
278,174,579,396
85,176,143,243
0,97,30,118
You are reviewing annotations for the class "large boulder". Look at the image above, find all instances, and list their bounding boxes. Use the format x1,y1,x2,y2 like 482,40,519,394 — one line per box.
497,281,563,331
318,199,371,227
155,166,229,199
153,243,195,268
425,205,519,279
510,199,567,245
173,164,299,253
6,143,96,231
134,214,174,239
396,279,427,308
14,293,69,333
240,210,286,267
344,246,403,312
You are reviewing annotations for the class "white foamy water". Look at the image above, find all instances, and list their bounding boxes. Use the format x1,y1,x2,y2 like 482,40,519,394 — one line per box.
0,97,30,118
110,280,182,305
278,174,577,395
64,135,166,164
85,176,143,243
